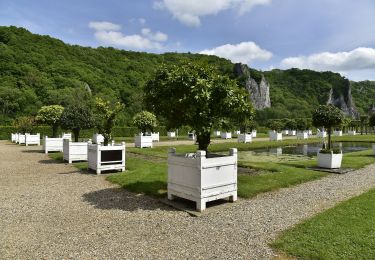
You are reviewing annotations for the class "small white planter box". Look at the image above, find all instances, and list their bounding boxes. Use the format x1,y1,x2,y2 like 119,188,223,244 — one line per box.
214,130,221,137
18,134,26,144
288,130,296,136
333,130,343,136
269,131,282,141
308,130,313,136
251,130,257,138
61,133,72,139
167,131,176,138
317,131,327,138
317,152,343,169
282,130,289,135
238,133,252,143
88,142,125,175
25,133,40,146
296,131,309,140
168,148,237,212
188,132,196,140
14,133,20,143
44,137,63,153
134,135,153,148
92,133,104,144
151,132,159,142
234,130,241,135
63,139,88,163
11,133,17,142
348,130,357,136
221,132,232,139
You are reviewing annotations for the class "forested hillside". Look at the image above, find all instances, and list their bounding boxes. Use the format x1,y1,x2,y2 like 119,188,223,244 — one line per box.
0,26,373,125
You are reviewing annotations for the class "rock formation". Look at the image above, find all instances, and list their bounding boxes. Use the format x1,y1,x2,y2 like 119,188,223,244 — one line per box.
327,80,359,118
234,63,271,109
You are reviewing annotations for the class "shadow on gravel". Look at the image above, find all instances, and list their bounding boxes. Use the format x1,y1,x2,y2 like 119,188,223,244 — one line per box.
82,187,174,212
39,159,63,164
22,149,43,153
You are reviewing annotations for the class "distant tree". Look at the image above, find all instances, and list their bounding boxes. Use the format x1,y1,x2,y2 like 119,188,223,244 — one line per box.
94,97,124,146
60,104,95,142
369,113,375,131
359,115,369,135
36,105,64,137
267,120,284,132
312,105,344,150
295,118,307,131
133,111,157,135
13,116,37,134
144,62,254,151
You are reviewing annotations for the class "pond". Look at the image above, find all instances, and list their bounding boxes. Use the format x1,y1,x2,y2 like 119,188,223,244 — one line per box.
250,142,374,157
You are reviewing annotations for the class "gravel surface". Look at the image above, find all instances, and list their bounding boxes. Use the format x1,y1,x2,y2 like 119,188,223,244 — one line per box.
1,140,375,259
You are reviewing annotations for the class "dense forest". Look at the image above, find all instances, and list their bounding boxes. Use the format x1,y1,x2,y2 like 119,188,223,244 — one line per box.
0,26,373,125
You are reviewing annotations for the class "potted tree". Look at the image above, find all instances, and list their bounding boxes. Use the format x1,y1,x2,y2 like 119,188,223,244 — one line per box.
268,120,283,141
220,120,232,139
133,111,157,148
144,62,254,211
87,97,125,174
312,105,344,169
60,104,95,163
369,113,375,155
237,111,255,143
348,120,359,135
296,118,309,140
13,116,39,146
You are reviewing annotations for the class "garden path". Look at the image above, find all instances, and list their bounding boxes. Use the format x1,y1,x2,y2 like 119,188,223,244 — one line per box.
1,140,374,259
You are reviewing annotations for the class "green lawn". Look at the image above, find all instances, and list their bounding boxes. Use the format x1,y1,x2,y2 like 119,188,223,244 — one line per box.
271,188,375,259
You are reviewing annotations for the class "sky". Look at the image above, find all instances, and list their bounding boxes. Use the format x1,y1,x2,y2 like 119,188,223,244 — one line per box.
1,0,375,81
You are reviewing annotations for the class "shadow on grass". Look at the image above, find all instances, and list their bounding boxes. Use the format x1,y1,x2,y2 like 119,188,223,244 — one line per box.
38,159,64,164
82,187,173,212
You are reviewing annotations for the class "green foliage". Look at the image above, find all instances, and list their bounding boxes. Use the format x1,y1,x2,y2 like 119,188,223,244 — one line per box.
295,118,307,131
267,119,284,132
13,116,37,134
144,62,254,151
132,111,157,134
36,105,64,137
369,113,375,127
60,104,95,141
94,97,124,145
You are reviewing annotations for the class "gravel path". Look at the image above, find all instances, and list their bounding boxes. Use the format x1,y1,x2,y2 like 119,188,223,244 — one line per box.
1,140,375,259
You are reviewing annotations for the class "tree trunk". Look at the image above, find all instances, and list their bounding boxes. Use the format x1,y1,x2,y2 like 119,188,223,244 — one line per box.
52,124,58,138
327,128,332,150
73,128,80,142
197,132,211,152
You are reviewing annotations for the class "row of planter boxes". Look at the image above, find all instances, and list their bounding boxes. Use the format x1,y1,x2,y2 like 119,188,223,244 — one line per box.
11,133,41,146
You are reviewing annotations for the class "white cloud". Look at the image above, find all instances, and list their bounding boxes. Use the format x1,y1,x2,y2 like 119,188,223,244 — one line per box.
153,0,271,26
89,21,168,50
88,21,121,31
200,41,272,64
138,18,146,25
280,47,375,72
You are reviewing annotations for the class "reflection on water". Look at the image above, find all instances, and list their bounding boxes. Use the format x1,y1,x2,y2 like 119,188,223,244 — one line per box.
252,142,373,156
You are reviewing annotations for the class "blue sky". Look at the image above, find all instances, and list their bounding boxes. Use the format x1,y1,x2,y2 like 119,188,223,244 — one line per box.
1,0,375,81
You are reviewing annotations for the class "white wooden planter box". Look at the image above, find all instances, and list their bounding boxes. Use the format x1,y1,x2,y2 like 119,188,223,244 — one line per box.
188,133,196,140
317,131,327,138
238,133,252,143
221,132,232,139
61,133,72,139
288,130,296,136
269,131,282,141
348,130,356,135
308,130,313,136
11,133,17,143
25,133,40,146
14,133,19,143
168,148,237,212
234,130,241,135
92,133,104,144
134,135,153,148
282,130,289,135
296,131,309,140
18,134,26,144
63,139,88,163
333,130,343,136
167,131,176,138
151,132,159,142
44,137,63,153
88,142,125,175
251,130,257,138
317,152,343,169
214,130,221,137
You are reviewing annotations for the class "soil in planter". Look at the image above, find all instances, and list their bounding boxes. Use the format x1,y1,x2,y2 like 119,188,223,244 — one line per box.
101,150,122,162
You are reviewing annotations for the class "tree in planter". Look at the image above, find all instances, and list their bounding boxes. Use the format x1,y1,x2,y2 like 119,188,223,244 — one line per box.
295,118,307,132
369,113,375,131
13,116,37,134
133,111,157,135
36,105,64,137
360,115,369,135
95,97,124,146
267,120,284,132
284,118,297,131
144,62,254,151
60,104,95,142
312,105,344,151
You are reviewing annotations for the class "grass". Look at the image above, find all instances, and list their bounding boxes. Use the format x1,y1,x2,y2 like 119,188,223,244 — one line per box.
333,134,375,143
271,188,375,259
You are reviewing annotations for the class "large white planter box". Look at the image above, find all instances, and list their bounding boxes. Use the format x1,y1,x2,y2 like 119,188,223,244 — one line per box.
296,131,309,140
18,134,26,144
61,133,72,139
333,130,343,136
317,152,343,169
308,130,313,136
63,139,88,163
348,130,356,136
269,131,282,141
92,133,104,144
282,130,289,135
44,137,63,153
134,135,153,148
214,130,221,137
151,132,159,142
238,133,252,143
251,130,257,138
167,131,176,138
221,132,232,139
317,131,327,138
14,133,20,143
88,142,125,175
25,133,40,146
234,130,241,135
168,148,237,212
11,133,17,143
288,130,296,136
188,132,196,140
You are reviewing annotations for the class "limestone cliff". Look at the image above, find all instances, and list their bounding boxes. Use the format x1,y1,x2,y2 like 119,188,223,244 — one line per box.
234,63,271,110
327,80,359,118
